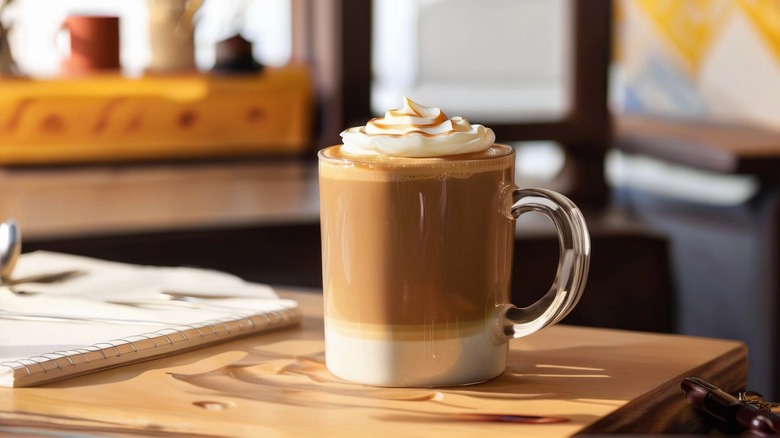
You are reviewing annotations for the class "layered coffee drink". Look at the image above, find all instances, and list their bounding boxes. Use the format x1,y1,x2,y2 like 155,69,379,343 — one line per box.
319,146,515,328
319,98,589,387
319,98,515,386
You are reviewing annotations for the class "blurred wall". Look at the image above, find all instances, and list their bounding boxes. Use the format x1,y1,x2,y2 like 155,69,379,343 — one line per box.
613,0,780,130
611,0,780,397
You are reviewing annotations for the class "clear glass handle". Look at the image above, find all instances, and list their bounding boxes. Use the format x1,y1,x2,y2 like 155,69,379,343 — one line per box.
497,188,590,340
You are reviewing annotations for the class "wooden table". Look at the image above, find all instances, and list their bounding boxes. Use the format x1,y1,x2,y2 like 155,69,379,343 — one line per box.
0,290,746,437
0,159,319,241
615,115,780,177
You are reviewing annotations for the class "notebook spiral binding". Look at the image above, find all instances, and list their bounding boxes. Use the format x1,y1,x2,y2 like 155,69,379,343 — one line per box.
1,302,301,381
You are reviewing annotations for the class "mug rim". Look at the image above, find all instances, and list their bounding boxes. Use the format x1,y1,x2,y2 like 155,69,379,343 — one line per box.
318,143,515,168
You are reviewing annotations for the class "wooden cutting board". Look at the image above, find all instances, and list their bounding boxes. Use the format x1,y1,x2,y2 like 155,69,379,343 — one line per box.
0,290,746,437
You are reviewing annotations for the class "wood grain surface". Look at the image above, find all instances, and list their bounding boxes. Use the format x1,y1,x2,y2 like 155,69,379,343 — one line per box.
0,290,746,437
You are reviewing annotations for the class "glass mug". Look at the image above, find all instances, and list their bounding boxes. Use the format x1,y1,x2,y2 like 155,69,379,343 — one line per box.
318,143,590,387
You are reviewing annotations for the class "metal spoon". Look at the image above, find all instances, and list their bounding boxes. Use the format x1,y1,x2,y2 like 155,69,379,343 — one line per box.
0,218,84,287
0,218,21,283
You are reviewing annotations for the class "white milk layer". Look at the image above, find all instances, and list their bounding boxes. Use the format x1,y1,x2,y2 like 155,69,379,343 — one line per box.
324,322,508,387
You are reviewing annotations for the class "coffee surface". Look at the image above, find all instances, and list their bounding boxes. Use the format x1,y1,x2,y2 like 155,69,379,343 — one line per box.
319,144,515,332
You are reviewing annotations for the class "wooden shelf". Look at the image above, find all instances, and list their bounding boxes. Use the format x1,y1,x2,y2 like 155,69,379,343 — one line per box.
0,65,313,164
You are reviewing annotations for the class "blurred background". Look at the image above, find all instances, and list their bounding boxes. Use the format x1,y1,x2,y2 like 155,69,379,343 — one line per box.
3,0,293,75
0,0,777,397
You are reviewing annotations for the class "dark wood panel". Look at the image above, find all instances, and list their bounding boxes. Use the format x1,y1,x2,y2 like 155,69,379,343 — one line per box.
515,232,673,333
24,223,325,288
24,220,672,334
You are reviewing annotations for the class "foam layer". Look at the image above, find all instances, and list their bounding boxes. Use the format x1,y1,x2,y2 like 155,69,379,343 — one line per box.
340,97,495,157
318,144,514,182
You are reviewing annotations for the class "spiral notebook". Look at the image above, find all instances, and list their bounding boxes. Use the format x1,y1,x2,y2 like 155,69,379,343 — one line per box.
0,251,302,387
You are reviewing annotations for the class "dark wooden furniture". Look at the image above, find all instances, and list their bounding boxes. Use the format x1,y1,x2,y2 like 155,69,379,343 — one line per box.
22,216,674,334
616,115,780,177
1,157,672,334
614,114,780,398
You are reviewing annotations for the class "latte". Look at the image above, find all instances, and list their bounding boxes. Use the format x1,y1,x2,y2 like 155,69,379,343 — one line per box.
318,98,589,387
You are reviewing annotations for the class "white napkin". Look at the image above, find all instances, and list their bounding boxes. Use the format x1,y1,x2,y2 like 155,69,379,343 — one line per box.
9,251,276,299
1,251,284,321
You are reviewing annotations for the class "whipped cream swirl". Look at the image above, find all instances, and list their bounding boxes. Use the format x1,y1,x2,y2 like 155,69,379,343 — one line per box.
340,97,495,157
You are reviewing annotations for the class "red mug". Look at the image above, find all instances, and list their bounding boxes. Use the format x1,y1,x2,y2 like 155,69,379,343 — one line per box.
61,15,120,75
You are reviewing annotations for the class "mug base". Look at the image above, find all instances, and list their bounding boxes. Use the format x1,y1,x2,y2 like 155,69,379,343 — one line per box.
324,328,508,387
